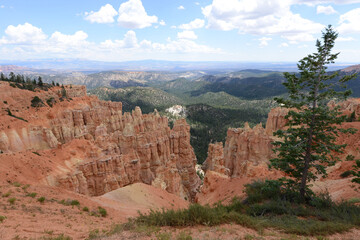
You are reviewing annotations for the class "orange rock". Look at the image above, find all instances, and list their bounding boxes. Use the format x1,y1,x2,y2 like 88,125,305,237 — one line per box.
0,81,200,201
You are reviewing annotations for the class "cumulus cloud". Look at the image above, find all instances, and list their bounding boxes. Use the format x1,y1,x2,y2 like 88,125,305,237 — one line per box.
259,37,271,47
338,8,360,34
50,31,88,45
117,0,158,29
280,42,289,47
177,30,198,39
202,0,323,42
159,20,166,26
100,30,138,49
0,23,221,60
84,4,118,23
178,18,205,30
0,23,47,44
316,5,337,15
178,5,185,10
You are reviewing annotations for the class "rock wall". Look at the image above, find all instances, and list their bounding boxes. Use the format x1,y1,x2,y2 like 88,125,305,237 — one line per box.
203,123,275,178
0,82,200,200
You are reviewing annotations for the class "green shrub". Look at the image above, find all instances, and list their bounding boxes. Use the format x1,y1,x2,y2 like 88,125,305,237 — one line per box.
340,170,353,178
38,196,46,203
31,96,44,107
2,192,11,197
27,192,37,198
98,207,107,217
0,215,6,223
12,182,21,187
8,197,16,204
82,206,89,212
70,200,80,206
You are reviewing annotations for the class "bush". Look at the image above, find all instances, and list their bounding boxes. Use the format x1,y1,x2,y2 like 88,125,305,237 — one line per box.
82,206,89,212
0,215,6,223
31,96,44,107
70,200,80,206
8,197,16,204
46,97,56,107
38,196,46,203
340,170,353,178
27,192,37,198
98,207,107,217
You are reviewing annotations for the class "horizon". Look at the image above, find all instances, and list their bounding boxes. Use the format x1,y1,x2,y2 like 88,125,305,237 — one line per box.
0,0,360,63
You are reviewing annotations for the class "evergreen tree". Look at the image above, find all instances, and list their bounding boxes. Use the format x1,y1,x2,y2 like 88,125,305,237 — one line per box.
270,26,357,201
38,76,43,86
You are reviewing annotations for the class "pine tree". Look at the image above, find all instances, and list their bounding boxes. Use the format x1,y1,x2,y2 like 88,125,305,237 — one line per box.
270,25,357,201
38,76,43,87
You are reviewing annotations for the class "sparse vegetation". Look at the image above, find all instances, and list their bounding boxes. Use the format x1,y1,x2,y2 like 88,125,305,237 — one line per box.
125,180,360,236
70,200,80,206
98,207,107,217
0,72,57,91
27,192,37,198
82,206,89,212
31,96,45,107
38,196,46,203
8,197,16,204
0,215,6,223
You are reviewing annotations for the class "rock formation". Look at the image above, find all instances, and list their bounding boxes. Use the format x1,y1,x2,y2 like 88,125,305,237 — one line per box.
203,122,275,178
0,82,200,200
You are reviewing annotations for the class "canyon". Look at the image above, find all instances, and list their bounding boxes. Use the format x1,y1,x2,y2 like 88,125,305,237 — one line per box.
0,81,200,201
1,81,360,239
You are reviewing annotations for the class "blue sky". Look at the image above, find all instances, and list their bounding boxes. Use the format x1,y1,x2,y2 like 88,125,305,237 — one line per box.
0,0,360,63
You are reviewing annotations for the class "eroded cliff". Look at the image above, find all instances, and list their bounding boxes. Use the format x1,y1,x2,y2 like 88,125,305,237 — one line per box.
0,81,200,200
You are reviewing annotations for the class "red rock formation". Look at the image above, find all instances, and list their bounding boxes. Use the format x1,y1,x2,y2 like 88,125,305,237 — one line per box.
265,107,289,135
203,123,275,178
202,142,230,176
0,81,200,200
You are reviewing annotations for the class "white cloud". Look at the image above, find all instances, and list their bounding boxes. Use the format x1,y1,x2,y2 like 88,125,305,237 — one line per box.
280,42,289,47
316,5,337,15
171,26,177,29
294,0,360,6
159,20,166,26
195,2,200,6
178,5,185,10
259,37,271,47
117,0,158,29
1,5,4,8
202,0,323,42
50,31,88,45
0,23,47,44
177,30,198,40
84,4,118,23
337,36,355,42
100,30,138,49
338,8,360,34
178,18,205,30
0,23,221,61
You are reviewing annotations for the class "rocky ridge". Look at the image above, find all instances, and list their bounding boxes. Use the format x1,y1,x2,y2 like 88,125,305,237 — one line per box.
0,81,200,200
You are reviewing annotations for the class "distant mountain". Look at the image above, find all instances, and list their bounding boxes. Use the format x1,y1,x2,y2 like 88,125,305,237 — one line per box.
89,87,184,113
341,64,360,73
191,71,286,99
1,59,351,72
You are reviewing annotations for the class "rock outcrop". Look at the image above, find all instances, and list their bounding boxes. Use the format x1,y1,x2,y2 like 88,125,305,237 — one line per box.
0,82,200,200
203,122,275,178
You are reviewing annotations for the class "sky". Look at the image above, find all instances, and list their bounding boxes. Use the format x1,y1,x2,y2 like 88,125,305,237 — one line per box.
0,0,360,63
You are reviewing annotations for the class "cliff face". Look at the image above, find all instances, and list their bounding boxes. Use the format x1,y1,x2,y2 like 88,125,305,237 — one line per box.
203,122,275,178
0,82,200,200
